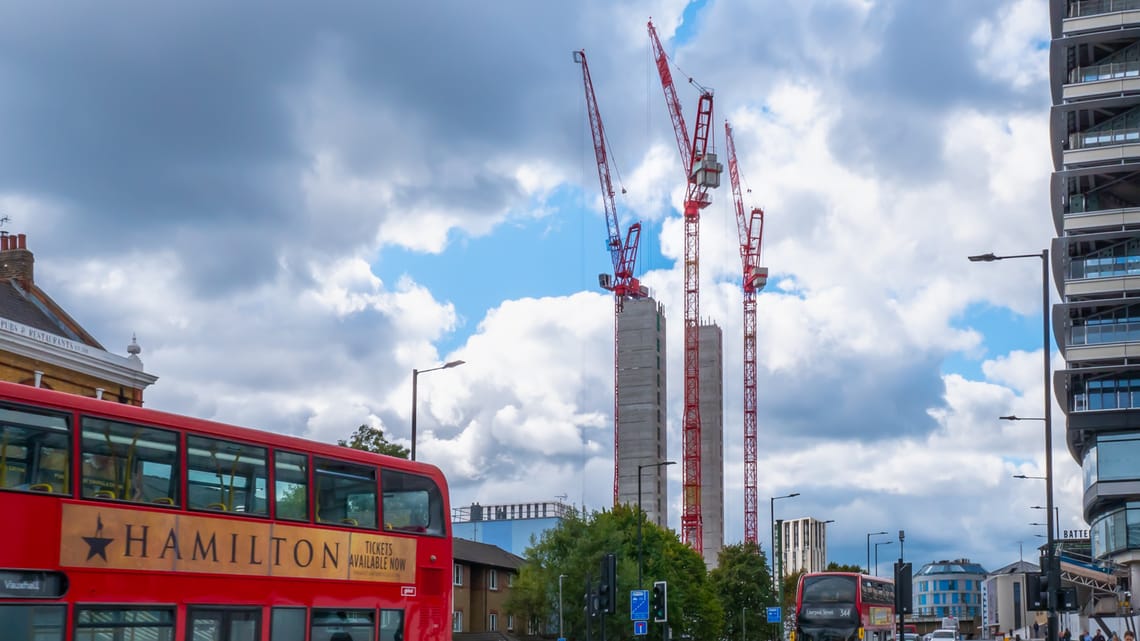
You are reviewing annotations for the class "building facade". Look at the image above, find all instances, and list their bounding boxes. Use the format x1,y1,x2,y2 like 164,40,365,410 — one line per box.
699,322,724,568
780,517,830,575
913,558,987,622
451,500,569,557
982,560,1043,639
452,538,524,637
1049,0,1140,592
0,232,156,400
615,298,669,528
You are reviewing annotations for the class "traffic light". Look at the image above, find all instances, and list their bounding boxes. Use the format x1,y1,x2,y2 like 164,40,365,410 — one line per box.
1026,573,1048,611
652,580,668,623
1058,586,1078,611
894,562,913,614
598,553,616,615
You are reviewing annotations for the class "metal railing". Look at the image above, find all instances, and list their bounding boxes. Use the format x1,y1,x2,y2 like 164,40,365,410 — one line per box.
1069,126,1140,150
1070,321,1140,345
1070,60,1140,84
1070,0,1140,17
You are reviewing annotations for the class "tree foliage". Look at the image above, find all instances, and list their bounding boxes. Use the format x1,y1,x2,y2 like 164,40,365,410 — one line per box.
709,542,773,641
826,561,865,573
505,504,722,641
338,424,409,459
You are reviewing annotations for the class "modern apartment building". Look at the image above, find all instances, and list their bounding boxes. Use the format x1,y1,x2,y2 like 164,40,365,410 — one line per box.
615,298,669,529
912,558,987,621
451,500,570,557
779,516,830,575
1049,0,1140,592
699,322,725,569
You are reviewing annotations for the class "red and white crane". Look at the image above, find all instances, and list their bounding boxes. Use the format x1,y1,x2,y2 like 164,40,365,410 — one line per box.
725,121,768,547
648,20,722,553
573,50,646,504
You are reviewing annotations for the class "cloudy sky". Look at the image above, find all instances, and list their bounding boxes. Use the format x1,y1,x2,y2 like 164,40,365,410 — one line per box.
1,0,1067,572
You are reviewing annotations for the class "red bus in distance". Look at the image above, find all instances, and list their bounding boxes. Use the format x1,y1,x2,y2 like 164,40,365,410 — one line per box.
0,381,452,641
794,571,896,641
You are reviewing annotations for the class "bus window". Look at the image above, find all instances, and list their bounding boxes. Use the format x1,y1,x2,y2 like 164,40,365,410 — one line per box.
274,451,309,522
315,459,377,528
0,405,70,494
311,609,375,641
382,468,444,536
75,607,175,641
187,435,268,515
81,417,179,504
0,604,65,641
379,609,405,641
270,608,306,641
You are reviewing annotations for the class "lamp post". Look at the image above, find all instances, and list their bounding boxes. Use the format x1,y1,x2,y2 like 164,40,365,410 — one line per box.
874,540,893,577
638,460,675,588
410,359,465,461
866,531,887,575
743,606,748,641
1013,474,1047,480
559,573,567,639
770,492,800,617
970,250,1056,641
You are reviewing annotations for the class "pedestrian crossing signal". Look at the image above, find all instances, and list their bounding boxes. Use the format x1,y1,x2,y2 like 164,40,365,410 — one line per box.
651,580,668,623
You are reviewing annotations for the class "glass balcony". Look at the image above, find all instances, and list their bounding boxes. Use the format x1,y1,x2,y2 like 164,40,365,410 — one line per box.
1068,253,1140,279
1070,0,1140,17
1070,60,1140,83
1071,320,1140,344
1070,127,1140,150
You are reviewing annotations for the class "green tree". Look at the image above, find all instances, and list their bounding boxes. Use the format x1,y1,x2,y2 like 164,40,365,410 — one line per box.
826,561,865,573
506,504,723,641
338,424,409,459
709,542,773,641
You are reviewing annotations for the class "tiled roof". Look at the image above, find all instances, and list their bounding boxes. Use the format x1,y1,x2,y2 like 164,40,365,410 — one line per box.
0,281,70,337
454,537,525,570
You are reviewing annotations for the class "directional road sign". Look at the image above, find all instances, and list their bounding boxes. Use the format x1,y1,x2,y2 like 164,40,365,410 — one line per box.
634,620,648,636
630,589,649,621
767,606,782,623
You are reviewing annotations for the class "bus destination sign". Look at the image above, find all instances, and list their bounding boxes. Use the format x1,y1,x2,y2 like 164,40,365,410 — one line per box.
0,570,67,599
59,503,416,583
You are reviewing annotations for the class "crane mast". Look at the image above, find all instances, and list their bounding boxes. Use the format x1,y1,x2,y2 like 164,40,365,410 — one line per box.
648,20,722,553
725,122,768,547
574,50,645,505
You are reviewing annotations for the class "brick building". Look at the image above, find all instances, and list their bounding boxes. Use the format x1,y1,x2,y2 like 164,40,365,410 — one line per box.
453,537,524,637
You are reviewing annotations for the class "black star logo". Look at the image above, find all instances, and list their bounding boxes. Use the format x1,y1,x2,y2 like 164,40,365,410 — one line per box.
82,514,114,562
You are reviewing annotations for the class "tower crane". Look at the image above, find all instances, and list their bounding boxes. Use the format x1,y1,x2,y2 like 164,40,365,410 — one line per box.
725,121,768,547
648,19,723,553
573,50,646,504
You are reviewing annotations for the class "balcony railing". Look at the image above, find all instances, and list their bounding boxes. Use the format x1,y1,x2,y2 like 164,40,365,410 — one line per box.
1071,321,1140,345
1069,254,1140,279
1070,60,1140,83
1070,0,1140,17
1070,126,1140,150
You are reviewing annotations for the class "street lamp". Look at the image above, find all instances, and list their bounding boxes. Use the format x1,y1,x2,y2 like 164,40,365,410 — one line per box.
743,606,748,641
410,359,465,461
638,460,676,588
1013,474,1047,480
1032,505,1061,539
866,531,887,575
874,540,893,577
970,250,1056,641
559,573,567,639
770,492,800,609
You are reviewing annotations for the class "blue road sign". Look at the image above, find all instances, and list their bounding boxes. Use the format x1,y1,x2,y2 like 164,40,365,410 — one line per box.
767,606,782,623
634,620,649,636
630,589,649,621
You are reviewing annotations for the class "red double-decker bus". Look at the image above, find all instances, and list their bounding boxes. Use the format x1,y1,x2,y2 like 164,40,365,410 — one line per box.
794,571,895,641
0,381,452,641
